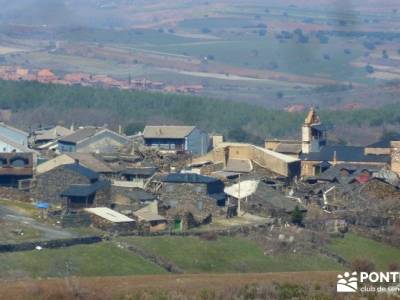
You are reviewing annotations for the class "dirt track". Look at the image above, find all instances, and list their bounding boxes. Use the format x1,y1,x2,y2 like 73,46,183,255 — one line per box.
0,272,341,299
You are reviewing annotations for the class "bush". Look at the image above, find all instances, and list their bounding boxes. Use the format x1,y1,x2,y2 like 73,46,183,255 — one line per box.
291,206,304,227
351,258,375,273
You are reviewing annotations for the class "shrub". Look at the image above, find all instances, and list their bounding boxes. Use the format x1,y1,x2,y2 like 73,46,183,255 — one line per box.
351,258,375,273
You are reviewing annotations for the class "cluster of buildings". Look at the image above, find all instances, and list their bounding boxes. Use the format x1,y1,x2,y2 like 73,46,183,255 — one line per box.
0,107,399,234
0,66,204,94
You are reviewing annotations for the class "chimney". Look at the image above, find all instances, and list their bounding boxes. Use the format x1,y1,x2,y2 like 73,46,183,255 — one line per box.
118,125,122,135
70,123,75,131
74,159,80,165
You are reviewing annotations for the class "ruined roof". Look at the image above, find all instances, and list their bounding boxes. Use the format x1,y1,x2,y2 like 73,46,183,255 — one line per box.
224,159,253,173
64,163,99,181
85,207,134,223
252,182,306,213
59,127,101,144
66,153,114,173
162,173,221,184
317,164,380,184
134,202,166,222
35,125,73,142
300,146,390,163
143,125,195,139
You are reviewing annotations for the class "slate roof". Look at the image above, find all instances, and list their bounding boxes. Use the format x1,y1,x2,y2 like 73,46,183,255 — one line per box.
64,163,99,181
317,164,380,184
367,135,400,148
130,188,157,202
0,122,28,136
66,153,114,173
311,124,327,132
162,173,221,184
143,125,195,139
59,127,100,144
35,125,73,142
61,180,109,197
0,133,33,152
300,146,390,163
121,167,157,177
252,182,306,213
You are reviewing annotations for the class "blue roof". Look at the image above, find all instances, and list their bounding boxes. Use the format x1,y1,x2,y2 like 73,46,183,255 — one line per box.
61,180,109,197
64,163,99,180
162,173,221,184
300,146,390,163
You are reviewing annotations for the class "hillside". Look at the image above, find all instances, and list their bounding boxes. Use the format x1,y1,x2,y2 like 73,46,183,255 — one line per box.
0,80,399,144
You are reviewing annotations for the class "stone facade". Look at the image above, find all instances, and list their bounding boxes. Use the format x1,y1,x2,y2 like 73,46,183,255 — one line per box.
159,182,224,230
32,165,110,208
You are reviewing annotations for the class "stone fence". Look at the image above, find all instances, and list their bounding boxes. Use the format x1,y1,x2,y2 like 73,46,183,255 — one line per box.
0,236,102,253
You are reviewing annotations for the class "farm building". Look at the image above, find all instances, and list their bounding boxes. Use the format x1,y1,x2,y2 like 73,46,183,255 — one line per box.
159,173,226,230
111,186,157,211
84,207,135,232
133,201,167,232
58,127,129,153
143,125,210,155
32,161,110,208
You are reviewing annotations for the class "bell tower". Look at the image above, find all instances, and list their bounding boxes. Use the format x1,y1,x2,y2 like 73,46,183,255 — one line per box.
302,108,326,154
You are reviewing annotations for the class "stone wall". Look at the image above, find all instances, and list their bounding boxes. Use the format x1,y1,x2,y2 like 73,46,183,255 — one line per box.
0,236,102,253
0,187,31,202
31,165,91,206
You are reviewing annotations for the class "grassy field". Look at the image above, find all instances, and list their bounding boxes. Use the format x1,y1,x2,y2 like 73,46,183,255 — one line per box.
0,242,166,278
118,236,343,273
0,272,342,300
328,233,400,270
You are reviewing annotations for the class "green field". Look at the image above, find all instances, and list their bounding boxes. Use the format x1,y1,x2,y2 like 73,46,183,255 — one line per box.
0,242,166,278
118,236,343,273
328,233,400,270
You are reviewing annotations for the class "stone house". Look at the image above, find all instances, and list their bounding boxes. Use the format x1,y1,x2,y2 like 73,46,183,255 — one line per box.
32,161,110,208
158,173,226,230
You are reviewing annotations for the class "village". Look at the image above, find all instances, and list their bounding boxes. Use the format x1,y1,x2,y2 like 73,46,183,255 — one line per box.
0,65,204,94
0,106,398,255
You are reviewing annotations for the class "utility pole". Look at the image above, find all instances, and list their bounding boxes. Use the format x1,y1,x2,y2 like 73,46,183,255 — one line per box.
237,173,241,216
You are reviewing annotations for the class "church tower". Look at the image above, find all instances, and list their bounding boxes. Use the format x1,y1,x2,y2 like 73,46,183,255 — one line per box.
302,108,326,154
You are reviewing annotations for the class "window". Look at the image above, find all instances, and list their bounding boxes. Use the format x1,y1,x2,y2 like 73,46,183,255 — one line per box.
10,157,29,167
